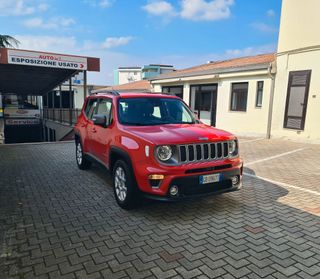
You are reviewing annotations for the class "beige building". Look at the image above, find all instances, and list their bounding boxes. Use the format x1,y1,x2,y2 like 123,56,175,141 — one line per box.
271,0,320,141
115,67,142,85
150,54,276,137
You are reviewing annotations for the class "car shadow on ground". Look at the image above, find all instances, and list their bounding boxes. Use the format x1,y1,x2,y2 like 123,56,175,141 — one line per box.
89,161,292,218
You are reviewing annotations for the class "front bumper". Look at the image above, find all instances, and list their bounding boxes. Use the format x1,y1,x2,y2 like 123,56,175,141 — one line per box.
143,167,242,201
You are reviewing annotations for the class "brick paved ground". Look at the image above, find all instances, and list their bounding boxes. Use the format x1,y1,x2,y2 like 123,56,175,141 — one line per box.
0,139,319,279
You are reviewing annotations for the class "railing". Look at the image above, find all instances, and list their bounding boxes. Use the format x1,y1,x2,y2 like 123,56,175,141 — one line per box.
42,108,81,126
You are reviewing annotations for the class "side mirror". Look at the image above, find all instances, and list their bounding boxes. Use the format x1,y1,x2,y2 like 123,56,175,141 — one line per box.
92,114,106,126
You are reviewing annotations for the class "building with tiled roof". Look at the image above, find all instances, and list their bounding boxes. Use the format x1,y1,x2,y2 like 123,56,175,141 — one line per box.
151,53,275,80
150,53,277,137
93,79,152,93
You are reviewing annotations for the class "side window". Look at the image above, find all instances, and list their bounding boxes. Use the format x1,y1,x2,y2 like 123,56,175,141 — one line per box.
85,99,98,120
230,83,248,112
256,81,264,108
96,98,112,124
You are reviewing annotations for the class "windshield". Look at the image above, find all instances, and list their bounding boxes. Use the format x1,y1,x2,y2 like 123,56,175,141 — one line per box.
118,97,196,126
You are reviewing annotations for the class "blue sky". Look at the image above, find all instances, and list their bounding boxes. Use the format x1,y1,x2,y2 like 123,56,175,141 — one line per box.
0,0,281,84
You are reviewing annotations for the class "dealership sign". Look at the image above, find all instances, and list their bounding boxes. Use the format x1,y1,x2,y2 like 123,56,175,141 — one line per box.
8,50,88,70
6,119,40,126
4,108,40,118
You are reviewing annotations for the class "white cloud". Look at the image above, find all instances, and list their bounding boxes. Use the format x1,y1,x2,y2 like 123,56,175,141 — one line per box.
267,9,275,17
142,1,176,17
0,0,47,16
180,0,234,21
142,0,234,22
23,17,75,29
224,43,276,58
251,22,278,33
99,0,113,8
101,37,133,49
15,35,78,53
84,0,114,8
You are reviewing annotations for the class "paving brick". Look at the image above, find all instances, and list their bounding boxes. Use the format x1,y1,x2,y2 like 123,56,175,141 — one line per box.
151,267,177,279
1,140,320,279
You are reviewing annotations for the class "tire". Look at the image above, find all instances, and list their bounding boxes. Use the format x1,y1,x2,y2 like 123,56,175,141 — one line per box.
76,140,91,170
113,160,140,209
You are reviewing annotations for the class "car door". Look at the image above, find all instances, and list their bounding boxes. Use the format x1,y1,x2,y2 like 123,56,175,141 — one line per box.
84,98,98,154
90,97,113,165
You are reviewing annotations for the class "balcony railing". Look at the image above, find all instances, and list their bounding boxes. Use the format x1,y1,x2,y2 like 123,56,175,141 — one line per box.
42,108,81,126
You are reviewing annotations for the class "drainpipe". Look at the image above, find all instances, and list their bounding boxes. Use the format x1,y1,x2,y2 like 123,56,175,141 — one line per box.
266,62,276,139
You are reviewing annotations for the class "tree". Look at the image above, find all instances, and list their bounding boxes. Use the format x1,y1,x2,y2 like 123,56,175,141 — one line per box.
0,35,20,48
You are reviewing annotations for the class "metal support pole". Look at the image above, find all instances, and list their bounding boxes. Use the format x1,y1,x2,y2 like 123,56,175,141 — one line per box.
69,78,73,108
69,77,73,125
83,70,87,100
52,91,55,109
59,85,62,123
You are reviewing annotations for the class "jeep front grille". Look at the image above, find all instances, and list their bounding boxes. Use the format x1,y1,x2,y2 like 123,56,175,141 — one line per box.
178,142,230,163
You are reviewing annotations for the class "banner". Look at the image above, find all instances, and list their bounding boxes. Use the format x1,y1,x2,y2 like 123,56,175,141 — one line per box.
8,49,87,70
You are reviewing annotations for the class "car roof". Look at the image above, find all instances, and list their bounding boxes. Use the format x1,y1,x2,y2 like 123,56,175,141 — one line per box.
89,91,179,99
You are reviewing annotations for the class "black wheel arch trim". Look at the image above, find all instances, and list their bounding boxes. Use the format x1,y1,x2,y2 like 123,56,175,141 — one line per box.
110,146,141,192
110,146,134,173
74,132,81,143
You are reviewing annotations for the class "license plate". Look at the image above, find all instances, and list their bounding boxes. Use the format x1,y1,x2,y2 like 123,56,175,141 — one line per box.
199,173,220,184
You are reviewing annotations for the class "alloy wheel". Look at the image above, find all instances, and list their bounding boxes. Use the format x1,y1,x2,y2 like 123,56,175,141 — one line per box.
115,166,127,202
76,143,82,165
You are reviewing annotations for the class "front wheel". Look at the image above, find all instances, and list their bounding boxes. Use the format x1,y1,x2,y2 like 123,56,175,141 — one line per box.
113,160,140,209
76,141,91,170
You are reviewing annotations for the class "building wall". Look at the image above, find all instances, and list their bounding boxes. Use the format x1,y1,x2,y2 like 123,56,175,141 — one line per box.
215,76,271,136
153,71,272,137
118,69,142,85
271,0,320,142
272,50,320,141
73,86,85,109
278,0,320,53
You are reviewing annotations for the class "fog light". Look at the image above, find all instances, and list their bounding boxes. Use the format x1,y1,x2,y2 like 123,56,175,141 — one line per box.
148,174,164,180
170,185,179,196
231,176,239,185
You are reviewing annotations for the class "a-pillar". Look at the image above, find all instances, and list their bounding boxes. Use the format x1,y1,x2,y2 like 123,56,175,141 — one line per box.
83,70,87,100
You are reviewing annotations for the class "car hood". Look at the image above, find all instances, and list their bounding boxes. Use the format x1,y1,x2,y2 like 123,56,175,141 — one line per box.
123,123,234,145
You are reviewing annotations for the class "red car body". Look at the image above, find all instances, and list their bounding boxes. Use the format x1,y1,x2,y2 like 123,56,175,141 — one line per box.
74,92,243,206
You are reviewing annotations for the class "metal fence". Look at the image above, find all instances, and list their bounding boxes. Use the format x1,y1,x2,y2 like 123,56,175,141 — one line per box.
42,108,81,125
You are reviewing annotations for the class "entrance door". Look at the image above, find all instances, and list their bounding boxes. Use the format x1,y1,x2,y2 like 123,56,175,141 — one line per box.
190,84,217,126
284,70,311,130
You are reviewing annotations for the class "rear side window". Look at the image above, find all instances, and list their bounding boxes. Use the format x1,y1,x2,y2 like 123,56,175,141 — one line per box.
96,98,113,124
84,98,98,119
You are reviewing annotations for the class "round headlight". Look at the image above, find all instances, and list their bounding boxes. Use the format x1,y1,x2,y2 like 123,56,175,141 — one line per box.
157,145,172,161
228,140,237,154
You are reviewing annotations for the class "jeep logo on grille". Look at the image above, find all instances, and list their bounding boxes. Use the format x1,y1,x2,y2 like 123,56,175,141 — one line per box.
198,137,208,141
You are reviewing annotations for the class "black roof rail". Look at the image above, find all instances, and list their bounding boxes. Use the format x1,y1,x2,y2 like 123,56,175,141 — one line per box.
91,90,120,96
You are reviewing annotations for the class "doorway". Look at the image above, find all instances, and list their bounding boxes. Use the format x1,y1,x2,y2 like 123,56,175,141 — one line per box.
283,70,311,130
190,84,217,126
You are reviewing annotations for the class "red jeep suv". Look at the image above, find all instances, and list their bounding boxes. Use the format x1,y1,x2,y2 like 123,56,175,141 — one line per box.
74,91,243,209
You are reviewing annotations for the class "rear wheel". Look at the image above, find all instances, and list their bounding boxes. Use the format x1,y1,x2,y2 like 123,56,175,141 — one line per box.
113,160,140,209
76,141,91,170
